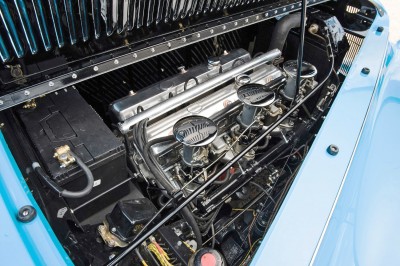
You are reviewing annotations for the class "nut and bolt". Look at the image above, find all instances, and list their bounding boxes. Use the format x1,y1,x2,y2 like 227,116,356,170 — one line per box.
17,205,36,223
327,144,339,156
361,67,370,75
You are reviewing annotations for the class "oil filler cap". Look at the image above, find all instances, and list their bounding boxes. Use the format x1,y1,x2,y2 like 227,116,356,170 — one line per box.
173,116,218,147
237,83,275,107
188,248,225,266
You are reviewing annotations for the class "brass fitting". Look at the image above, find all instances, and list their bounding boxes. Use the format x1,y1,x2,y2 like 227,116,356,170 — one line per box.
53,145,75,168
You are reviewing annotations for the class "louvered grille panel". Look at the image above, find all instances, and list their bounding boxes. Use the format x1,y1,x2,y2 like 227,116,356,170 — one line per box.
0,0,281,62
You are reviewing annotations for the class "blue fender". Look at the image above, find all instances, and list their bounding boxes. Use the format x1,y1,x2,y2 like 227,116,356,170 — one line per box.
0,133,73,265
252,4,399,265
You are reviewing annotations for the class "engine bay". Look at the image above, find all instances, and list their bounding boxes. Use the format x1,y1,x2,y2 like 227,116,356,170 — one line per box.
0,0,376,265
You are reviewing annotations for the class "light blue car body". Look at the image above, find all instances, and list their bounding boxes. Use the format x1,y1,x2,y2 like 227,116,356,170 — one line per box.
1,1,399,265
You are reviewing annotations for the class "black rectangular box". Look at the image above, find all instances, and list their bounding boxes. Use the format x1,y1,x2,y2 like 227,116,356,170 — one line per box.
17,88,128,220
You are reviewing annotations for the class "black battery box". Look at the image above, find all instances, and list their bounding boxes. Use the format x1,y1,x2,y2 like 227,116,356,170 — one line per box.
17,88,128,221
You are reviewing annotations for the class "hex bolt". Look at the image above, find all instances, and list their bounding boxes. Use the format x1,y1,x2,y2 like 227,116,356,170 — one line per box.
377,26,384,33
49,81,54,87
111,227,117,233
133,53,138,58
327,144,339,156
71,73,77,79
210,29,214,34
182,37,187,43
114,59,119,65
93,66,99,72
361,67,370,75
24,90,30,96
167,42,172,48
196,33,201,38
151,48,155,53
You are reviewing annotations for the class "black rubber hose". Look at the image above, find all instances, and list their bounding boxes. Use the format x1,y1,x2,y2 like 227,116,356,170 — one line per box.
32,151,94,198
268,12,301,51
143,136,203,247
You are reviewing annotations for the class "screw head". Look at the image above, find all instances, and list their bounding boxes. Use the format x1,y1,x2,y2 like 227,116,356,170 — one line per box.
24,90,30,96
114,59,119,65
361,67,370,75
49,81,54,87
327,144,339,156
93,66,99,71
133,53,138,58
17,205,37,223
71,73,77,79
377,26,384,33
111,227,117,233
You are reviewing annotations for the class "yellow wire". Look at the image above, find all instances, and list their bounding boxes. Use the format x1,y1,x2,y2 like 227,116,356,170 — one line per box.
147,243,173,266
232,208,255,212
239,239,261,266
